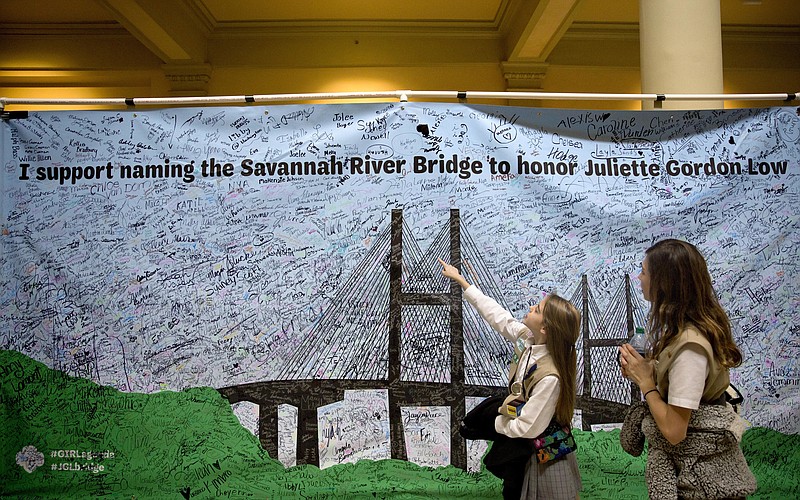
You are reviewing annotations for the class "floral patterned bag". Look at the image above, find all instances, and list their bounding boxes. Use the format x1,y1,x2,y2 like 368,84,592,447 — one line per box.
531,420,577,464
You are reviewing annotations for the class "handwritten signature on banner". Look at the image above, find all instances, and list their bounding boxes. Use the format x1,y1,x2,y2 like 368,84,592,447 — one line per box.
1,103,798,438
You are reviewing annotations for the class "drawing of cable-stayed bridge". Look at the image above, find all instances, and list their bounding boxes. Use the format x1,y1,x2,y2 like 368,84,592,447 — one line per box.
273,208,512,386
218,208,648,469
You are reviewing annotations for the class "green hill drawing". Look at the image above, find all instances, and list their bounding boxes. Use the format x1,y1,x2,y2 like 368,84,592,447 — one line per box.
1,349,797,499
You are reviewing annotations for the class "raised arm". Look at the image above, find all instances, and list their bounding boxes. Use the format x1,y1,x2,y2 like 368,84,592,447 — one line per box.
438,258,529,343
437,258,470,290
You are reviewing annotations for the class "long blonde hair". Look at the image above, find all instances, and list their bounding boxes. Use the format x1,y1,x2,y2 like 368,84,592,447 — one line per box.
542,294,581,426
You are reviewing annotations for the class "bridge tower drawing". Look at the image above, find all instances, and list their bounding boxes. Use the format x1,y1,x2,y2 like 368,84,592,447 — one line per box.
218,208,646,469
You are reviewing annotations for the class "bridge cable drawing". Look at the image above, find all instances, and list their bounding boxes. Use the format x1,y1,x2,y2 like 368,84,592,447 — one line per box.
218,208,645,469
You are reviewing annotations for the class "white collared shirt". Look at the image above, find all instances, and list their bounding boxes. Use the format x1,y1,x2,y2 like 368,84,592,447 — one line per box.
667,344,709,409
463,285,560,439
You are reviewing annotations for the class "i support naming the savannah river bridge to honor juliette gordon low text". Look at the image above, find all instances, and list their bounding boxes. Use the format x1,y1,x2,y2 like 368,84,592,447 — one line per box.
16,155,788,185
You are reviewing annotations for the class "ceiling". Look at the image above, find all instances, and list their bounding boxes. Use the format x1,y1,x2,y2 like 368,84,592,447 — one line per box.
2,0,798,68
0,0,798,104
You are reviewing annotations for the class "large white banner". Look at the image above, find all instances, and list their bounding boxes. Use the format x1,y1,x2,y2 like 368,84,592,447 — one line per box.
1,103,798,434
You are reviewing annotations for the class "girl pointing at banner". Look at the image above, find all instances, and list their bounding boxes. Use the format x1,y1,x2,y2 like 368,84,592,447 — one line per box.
438,258,582,500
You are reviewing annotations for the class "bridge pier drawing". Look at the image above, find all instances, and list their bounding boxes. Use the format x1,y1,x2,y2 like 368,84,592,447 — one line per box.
218,208,646,469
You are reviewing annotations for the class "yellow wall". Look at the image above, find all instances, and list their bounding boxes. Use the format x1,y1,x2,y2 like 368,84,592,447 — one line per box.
1,18,798,111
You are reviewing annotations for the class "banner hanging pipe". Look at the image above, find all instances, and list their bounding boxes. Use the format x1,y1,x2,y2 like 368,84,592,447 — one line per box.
0,90,797,109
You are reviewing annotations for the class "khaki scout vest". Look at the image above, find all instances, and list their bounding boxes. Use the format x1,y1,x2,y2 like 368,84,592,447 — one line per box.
508,347,560,399
655,325,730,403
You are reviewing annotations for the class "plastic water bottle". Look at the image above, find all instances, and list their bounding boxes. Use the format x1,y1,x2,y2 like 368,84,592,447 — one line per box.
629,326,649,356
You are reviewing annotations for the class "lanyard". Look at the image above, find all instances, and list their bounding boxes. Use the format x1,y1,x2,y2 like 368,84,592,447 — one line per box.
510,347,538,396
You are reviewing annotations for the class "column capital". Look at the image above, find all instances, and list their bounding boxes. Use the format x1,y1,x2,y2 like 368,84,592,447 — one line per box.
162,63,212,96
501,61,549,91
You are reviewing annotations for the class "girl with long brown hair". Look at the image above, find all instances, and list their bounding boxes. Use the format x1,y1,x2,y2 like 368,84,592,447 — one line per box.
619,239,756,498
439,258,582,500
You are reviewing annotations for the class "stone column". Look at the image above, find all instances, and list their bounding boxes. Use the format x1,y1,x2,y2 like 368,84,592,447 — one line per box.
639,0,724,109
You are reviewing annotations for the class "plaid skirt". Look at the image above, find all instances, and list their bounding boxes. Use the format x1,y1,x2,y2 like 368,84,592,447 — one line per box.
519,452,582,500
